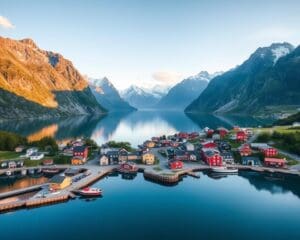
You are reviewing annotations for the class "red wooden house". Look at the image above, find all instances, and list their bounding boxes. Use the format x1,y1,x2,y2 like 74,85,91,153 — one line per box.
188,132,199,139
217,127,229,138
206,129,214,138
264,158,286,168
239,144,252,156
236,131,247,142
261,147,278,157
201,141,217,149
72,146,89,165
201,149,223,166
168,160,184,170
178,132,189,139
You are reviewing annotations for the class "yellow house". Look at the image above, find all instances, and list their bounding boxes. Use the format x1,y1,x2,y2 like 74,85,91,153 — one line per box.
142,152,155,165
144,141,156,148
49,175,71,191
71,156,86,165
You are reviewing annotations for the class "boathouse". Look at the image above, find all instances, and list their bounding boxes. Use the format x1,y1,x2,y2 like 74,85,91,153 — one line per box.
49,175,71,191
242,156,260,166
239,144,252,156
72,146,89,165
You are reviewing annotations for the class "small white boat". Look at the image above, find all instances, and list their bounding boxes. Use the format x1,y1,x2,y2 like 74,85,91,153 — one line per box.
211,166,238,174
77,187,102,197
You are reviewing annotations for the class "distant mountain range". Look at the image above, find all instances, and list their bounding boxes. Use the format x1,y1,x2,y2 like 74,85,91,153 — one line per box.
120,85,170,109
0,37,106,119
155,71,222,110
186,42,300,115
89,77,135,112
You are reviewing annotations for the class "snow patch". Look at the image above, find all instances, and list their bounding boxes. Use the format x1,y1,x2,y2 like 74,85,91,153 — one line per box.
272,46,291,64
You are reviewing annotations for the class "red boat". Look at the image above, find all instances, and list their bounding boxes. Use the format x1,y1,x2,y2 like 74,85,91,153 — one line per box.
77,187,102,197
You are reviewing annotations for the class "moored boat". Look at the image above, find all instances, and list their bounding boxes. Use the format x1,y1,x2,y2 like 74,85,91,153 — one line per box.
77,187,102,197
211,166,238,174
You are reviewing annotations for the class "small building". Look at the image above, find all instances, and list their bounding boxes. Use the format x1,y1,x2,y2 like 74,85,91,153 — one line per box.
221,152,234,164
242,156,260,166
264,158,286,168
206,129,214,138
218,142,231,152
26,147,38,157
178,132,189,139
236,131,247,142
142,152,155,165
185,142,195,151
261,147,278,157
169,160,183,170
201,141,217,149
107,150,119,164
217,127,229,138
30,152,44,161
49,175,71,191
8,161,17,168
118,148,129,163
239,144,252,156
144,140,156,148
15,146,26,153
99,154,109,166
174,149,189,161
201,149,223,166
73,146,89,160
65,168,82,177
212,134,221,141
42,159,54,166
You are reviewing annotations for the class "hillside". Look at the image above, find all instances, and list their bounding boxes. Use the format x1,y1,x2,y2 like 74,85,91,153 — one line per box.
186,43,300,115
0,37,106,119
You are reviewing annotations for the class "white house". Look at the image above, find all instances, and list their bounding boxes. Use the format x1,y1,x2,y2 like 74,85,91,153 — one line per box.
30,152,44,161
26,147,38,157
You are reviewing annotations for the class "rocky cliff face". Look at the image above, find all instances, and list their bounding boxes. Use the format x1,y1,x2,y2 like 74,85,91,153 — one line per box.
185,42,300,115
0,37,106,119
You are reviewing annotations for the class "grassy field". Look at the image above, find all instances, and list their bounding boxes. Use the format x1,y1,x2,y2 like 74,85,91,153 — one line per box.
0,151,21,161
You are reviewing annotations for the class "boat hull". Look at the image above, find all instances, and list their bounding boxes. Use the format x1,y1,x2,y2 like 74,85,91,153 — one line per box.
211,167,238,174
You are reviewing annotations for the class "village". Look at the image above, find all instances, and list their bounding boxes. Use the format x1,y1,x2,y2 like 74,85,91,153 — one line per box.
0,125,299,212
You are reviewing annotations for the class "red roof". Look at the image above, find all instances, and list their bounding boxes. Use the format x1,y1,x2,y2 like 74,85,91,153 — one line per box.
264,158,286,163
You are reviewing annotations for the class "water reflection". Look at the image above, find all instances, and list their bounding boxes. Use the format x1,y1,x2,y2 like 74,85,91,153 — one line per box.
0,111,273,147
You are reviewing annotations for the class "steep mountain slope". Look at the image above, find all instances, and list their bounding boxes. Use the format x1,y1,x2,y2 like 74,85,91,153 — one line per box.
186,42,299,115
156,71,220,109
120,85,166,109
89,77,135,111
0,37,105,119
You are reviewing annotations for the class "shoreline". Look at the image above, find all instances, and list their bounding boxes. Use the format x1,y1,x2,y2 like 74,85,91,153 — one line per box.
1,163,300,214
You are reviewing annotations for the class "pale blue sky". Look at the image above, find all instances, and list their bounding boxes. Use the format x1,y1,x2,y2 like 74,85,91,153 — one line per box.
0,0,300,89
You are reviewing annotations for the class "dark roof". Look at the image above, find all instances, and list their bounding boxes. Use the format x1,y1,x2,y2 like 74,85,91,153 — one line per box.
50,175,67,184
73,146,87,153
107,150,119,156
242,156,260,164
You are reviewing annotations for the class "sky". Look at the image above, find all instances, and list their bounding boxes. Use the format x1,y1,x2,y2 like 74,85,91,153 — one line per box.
0,0,300,90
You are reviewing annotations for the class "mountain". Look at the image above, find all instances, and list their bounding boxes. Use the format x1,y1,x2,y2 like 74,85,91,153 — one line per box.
120,85,169,109
89,77,135,111
274,112,300,125
156,71,220,110
186,42,299,115
0,37,106,119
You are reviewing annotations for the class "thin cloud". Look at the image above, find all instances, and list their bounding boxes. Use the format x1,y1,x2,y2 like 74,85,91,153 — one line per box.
152,71,183,85
0,16,15,29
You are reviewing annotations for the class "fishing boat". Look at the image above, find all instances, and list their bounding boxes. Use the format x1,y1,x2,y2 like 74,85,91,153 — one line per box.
77,187,102,197
211,166,238,174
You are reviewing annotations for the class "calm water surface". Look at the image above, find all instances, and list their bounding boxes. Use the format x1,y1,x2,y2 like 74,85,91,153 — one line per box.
0,111,273,147
1,172,300,240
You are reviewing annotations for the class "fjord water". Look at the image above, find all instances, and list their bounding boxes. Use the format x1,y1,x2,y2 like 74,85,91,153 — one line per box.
0,111,273,146
1,172,300,240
